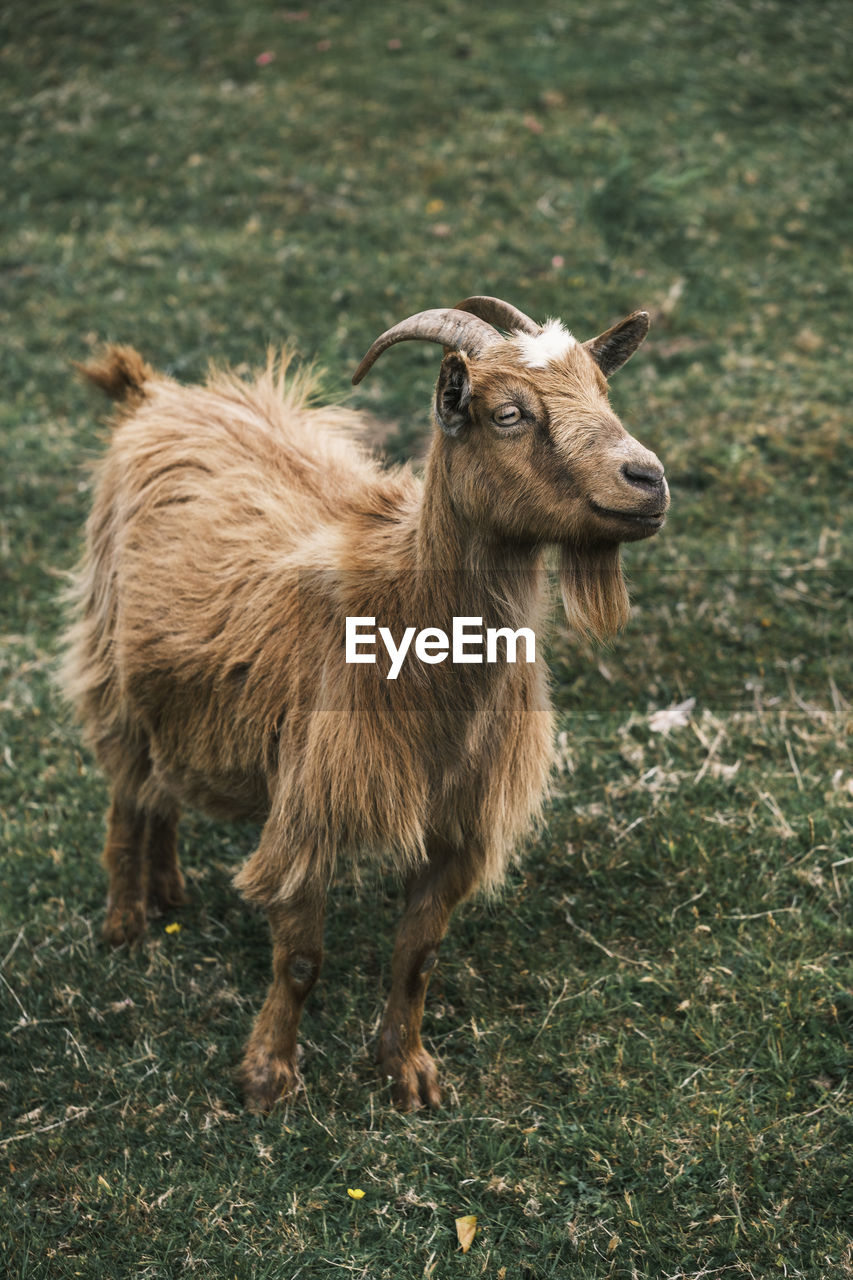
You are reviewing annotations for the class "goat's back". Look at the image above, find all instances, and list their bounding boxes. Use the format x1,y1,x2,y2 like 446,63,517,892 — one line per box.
61,352,419,817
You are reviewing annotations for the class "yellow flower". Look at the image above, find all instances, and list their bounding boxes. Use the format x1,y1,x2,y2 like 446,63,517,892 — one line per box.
165,922,181,935
347,1188,365,1200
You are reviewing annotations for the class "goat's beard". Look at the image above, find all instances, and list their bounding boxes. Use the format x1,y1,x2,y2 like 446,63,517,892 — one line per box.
559,543,630,642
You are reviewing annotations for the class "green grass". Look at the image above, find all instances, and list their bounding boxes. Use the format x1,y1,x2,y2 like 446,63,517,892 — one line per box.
1,1,851,1276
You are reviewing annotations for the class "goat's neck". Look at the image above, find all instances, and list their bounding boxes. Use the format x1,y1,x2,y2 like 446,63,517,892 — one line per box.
413,438,545,627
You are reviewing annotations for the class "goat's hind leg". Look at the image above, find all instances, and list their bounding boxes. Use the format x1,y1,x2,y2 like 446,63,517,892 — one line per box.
145,806,186,914
98,728,182,944
100,738,184,942
102,793,149,946
102,796,184,943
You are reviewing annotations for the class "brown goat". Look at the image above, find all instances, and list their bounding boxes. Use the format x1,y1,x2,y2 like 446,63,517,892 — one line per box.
61,297,668,1111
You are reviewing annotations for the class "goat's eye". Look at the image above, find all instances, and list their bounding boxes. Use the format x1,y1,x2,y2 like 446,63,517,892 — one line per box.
493,403,522,428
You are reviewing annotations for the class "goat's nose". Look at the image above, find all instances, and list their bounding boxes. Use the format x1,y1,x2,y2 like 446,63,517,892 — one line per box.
621,459,665,492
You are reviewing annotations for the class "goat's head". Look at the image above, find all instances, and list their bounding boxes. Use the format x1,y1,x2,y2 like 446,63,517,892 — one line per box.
353,296,669,638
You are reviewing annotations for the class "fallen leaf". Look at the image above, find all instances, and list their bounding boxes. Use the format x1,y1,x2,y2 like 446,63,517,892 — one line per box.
794,327,821,353
648,697,696,734
455,1214,477,1253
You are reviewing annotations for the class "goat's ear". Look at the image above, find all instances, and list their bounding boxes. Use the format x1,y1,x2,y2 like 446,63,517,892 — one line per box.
584,310,650,378
434,352,473,438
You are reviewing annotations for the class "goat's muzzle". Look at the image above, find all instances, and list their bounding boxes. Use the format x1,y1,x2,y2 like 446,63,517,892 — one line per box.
588,449,669,541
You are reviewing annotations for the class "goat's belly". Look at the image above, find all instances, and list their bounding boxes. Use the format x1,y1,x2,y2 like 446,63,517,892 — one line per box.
123,665,274,820
147,745,270,823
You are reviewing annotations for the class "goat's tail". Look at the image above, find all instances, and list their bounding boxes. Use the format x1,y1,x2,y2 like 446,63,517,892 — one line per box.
77,344,154,406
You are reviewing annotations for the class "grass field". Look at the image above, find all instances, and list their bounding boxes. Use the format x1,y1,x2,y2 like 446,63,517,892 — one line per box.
1,1,851,1276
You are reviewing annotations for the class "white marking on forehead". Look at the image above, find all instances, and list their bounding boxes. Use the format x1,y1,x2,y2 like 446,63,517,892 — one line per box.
514,318,577,368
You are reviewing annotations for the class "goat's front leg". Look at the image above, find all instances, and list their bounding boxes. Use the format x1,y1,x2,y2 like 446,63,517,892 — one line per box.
240,888,326,1111
378,844,480,1111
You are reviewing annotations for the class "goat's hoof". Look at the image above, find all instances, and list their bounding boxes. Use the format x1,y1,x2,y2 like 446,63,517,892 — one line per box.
148,869,188,913
102,902,147,946
239,1050,300,1112
381,1046,442,1112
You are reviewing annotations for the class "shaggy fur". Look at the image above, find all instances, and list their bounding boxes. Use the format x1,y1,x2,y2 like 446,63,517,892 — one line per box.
61,303,668,1110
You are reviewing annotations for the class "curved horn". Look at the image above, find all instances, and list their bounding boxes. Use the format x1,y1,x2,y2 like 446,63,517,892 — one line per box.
452,295,541,337
351,308,501,385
